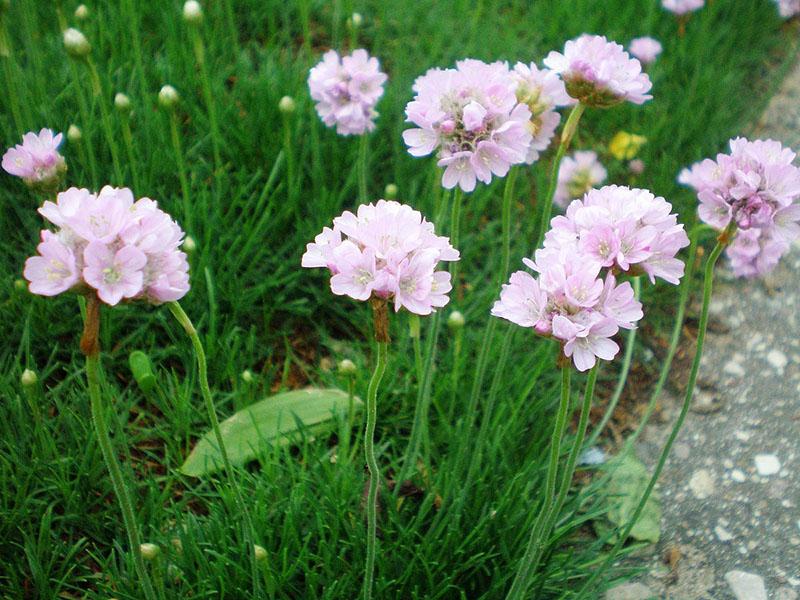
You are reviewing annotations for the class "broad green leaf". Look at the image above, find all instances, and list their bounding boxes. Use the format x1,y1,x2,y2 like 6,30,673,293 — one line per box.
180,388,362,477
594,454,662,545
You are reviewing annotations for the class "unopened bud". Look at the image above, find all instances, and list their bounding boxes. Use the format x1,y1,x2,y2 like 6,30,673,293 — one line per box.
628,158,645,175
114,92,131,113
182,0,203,24
74,4,89,20
63,28,91,58
21,369,37,387
171,538,183,554
384,183,398,199
14,278,27,292
182,235,196,253
67,124,82,142
348,12,363,28
158,85,179,109
278,95,296,115
140,543,160,560
338,359,357,376
447,310,465,330
253,544,268,562
241,369,254,383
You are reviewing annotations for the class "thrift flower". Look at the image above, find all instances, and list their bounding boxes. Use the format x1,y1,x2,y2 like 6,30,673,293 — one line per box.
662,0,705,14
301,200,458,315
24,186,190,305
308,49,387,136
544,35,652,107
403,59,533,191
679,137,800,277
2,129,66,191
628,37,663,66
554,150,607,208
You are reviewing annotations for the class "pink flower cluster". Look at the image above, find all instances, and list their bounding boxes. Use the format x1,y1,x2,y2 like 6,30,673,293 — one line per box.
493,185,688,371
2,129,66,190
661,0,705,14
24,186,190,305
544,35,652,107
629,37,663,65
308,49,387,136
679,138,800,278
554,150,607,208
301,200,459,315
774,0,800,17
403,59,534,192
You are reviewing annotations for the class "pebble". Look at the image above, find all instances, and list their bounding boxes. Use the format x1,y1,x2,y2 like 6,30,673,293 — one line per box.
730,469,747,482
723,360,746,377
777,587,798,600
725,570,767,600
715,525,734,542
689,469,715,499
605,582,655,600
767,349,789,370
754,454,781,476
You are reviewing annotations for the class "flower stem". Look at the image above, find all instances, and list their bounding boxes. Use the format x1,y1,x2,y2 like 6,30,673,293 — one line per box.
535,102,586,249
167,112,192,233
500,167,517,282
505,365,572,600
81,296,157,600
86,57,124,186
572,226,732,599
283,112,298,213
358,134,369,203
363,301,390,600
448,188,463,296
120,113,142,193
189,27,223,178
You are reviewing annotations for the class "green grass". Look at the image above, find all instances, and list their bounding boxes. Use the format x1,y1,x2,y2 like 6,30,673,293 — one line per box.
0,0,796,597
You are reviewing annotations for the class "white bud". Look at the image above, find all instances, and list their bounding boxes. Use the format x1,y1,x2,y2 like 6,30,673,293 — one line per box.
21,369,37,387
628,158,645,175
182,0,203,24
114,92,131,112
67,124,82,142
241,369,254,383
384,183,398,199
338,359,357,376
253,544,268,562
348,12,363,28
140,543,160,560
158,85,179,109
74,4,89,20
63,28,91,58
182,235,196,253
278,95,296,115
447,310,465,330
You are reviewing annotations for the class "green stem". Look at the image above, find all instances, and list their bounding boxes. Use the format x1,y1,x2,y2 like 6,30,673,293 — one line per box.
86,57,124,186
82,297,157,600
505,365,572,600
448,188,463,297
168,112,192,233
500,168,517,281
283,114,297,213
535,103,586,249
0,20,25,132
572,227,732,599
121,115,142,193
363,340,388,600
68,60,98,187
358,134,369,203
190,28,223,177
343,375,356,460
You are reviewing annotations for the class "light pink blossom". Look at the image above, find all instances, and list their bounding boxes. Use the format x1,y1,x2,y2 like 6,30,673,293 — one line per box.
628,37,663,65
774,0,800,17
308,49,387,135
662,0,705,14
23,231,79,296
302,200,458,315
2,129,66,190
543,35,652,107
554,150,607,208
83,242,147,306
403,59,533,192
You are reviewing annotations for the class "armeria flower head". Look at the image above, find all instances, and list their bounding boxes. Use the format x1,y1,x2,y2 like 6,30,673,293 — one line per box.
308,49,387,136
543,35,652,107
662,0,705,14
554,150,607,208
545,185,690,284
301,199,458,315
24,186,190,305
2,129,67,192
511,62,575,163
402,59,533,192
679,137,800,278
628,37,663,66
774,0,800,17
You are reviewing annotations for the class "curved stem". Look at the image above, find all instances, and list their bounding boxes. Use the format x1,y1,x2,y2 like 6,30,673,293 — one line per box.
500,168,517,281
358,134,369,203
86,57,124,186
190,28,222,177
505,365,572,600
363,340,388,600
535,103,586,249
573,228,731,599
167,112,192,234
82,297,157,600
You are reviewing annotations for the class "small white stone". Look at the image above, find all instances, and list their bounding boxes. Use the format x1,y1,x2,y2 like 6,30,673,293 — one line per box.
730,469,746,482
605,582,655,600
776,587,798,600
734,430,752,442
754,454,781,476
724,360,746,377
715,525,734,541
689,469,715,499
725,570,767,600
766,349,788,370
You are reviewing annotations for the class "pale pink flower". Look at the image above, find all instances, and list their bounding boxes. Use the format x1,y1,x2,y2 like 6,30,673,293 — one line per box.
662,0,705,14
23,231,79,296
2,129,66,190
544,35,652,107
628,37,663,65
308,49,387,135
774,0,800,17
554,150,607,208
403,59,533,191
83,242,146,306
302,200,458,315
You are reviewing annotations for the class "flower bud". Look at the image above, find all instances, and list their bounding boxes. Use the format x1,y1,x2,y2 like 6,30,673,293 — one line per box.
63,28,91,58
140,543,160,560
67,124,82,143
253,544,268,562
158,85,179,109
348,12,363,28
171,538,183,554
182,0,203,24
74,4,88,20
114,92,131,113
447,310,465,330
21,369,37,388
241,369,254,383
628,158,645,175
338,359,357,376
13,278,26,292
278,95,296,115
182,235,196,253
384,183,398,200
